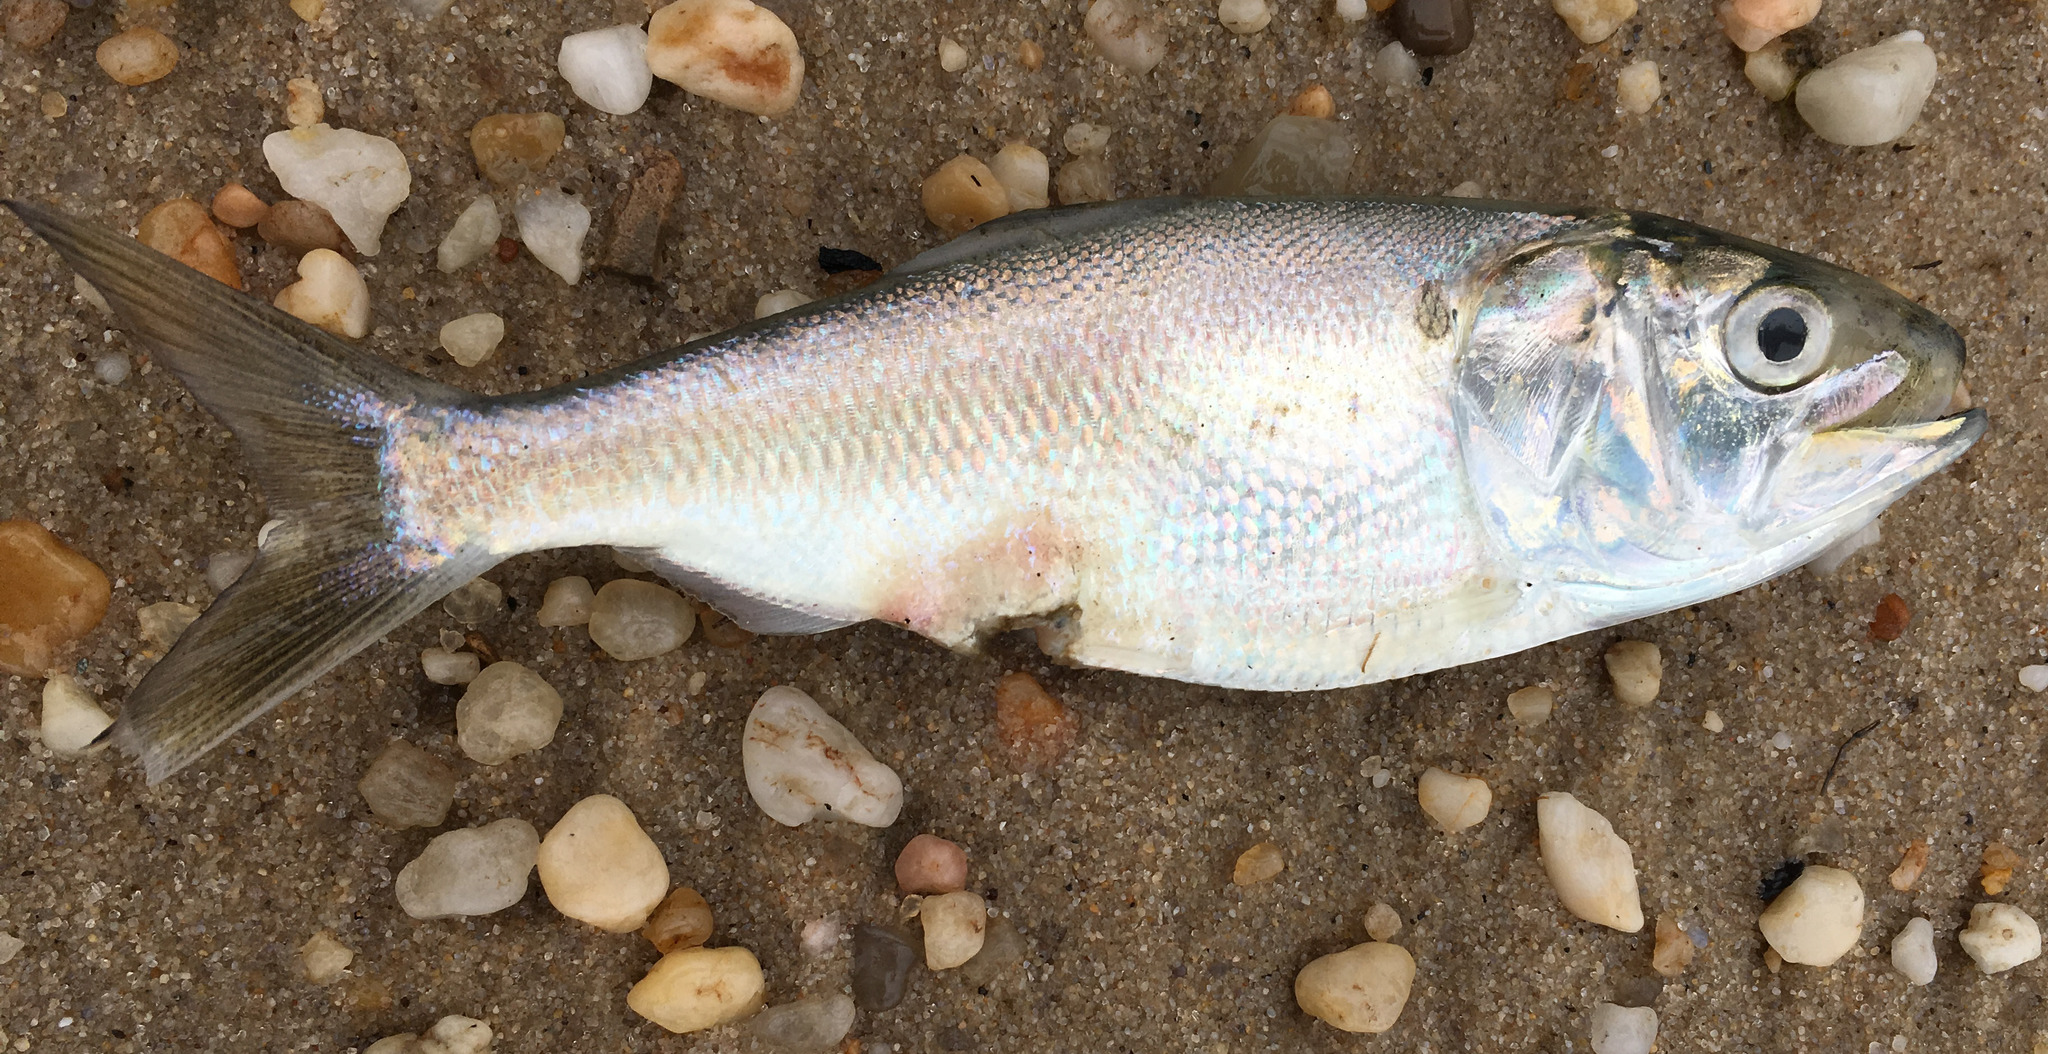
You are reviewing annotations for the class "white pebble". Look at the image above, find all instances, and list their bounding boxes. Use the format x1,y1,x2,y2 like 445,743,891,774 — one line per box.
443,578,503,624
437,196,502,273
0,932,21,965
1217,0,1271,35
286,77,325,129
1806,518,1881,574
420,647,481,685
748,993,857,1050
628,946,766,1033
920,890,988,969
1294,942,1415,1033
647,0,805,116
204,550,255,592
588,579,695,660
1771,730,1793,750
357,739,458,829
1537,792,1643,932
1082,0,1166,75
1795,32,1938,147
743,685,903,827
439,313,506,367
456,661,564,765
41,673,112,756
1744,43,1797,102
536,576,596,627
938,37,969,72
364,1016,492,1054
263,124,411,256
1055,156,1115,205
395,819,540,919
93,350,130,386
2017,665,2048,693
137,601,200,647
299,931,354,984
513,188,592,285
755,288,813,318
1369,41,1419,92
989,141,1051,211
558,25,653,116
1615,60,1661,114
1334,0,1371,20
1506,685,1553,728
1604,639,1661,706
1891,917,1937,985
1364,902,1402,941
1062,123,1112,156
1417,767,1491,833
1702,709,1725,733
1551,0,1636,44
1445,180,1483,198
396,0,457,18
1589,1003,1657,1054
1960,902,2042,975
1759,865,1864,966
274,249,370,339
538,794,671,933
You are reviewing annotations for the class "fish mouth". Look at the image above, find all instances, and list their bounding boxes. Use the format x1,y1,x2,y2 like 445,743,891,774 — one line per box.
1755,404,1986,533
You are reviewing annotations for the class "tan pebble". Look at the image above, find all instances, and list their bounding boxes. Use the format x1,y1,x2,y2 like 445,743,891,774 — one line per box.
1054,155,1115,204
286,76,324,128
211,183,272,228
0,521,111,677
1286,83,1335,118
40,672,112,755
1017,38,1044,70
922,155,1011,235
627,946,765,1033
6,0,69,49
298,931,354,984
1294,942,1415,1033
646,0,804,117
136,601,199,647
1758,865,1863,967
1763,947,1782,973
642,887,714,953
1368,0,1395,11
1889,838,1929,891
537,794,671,933
1604,639,1661,706
994,671,1080,772
258,199,353,254
1615,59,1661,114
290,0,325,21
1716,0,1820,52
1232,841,1284,885
937,36,968,72
1702,709,1724,733
896,833,969,894
137,197,241,289
988,141,1050,211
1550,0,1635,44
1417,767,1491,833
1537,791,1643,932
920,890,988,969
39,90,67,118
1652,912,1695,976
470,112,565,186
1217,0,1271,34
1507,685,1554,728
1982,841,2021,896
1364,902,1402,942
96,26,177,85
535,576,596,627
1743,41,1796,101
274,248,369,338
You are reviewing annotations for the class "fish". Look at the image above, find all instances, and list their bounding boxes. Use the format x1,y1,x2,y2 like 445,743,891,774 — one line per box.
6,196,1984,783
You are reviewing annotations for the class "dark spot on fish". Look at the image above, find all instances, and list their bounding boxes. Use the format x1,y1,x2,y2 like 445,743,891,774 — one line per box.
1417,281,1452,340
819,246,883,273
1758,859,1805,901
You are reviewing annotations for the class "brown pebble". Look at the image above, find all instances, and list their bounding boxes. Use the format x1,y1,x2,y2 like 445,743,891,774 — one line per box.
137,198,241,289
1232,841,1284,885
0,520,112,677
1652,912,1695,977
495,236,521,263
993,671,1080,772
1389,0,1472,56
258,199,352,255
1867,593,1910,642
641,887,714,953
1889,838,1929,891
4,0,68,49
1017,38,1044,70
895,833,969,894
96,25,178,85
600,147,684,278
1983,842,2021,896
1286,83,1335,118
696,606,754,648
1559,60,1596,102
470,112,566,186
211,183,271,228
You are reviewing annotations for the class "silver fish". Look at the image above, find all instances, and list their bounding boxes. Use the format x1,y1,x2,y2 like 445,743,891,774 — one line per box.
7,197,1983,782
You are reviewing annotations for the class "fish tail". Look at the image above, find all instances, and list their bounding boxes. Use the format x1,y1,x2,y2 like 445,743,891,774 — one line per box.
7,200,493,783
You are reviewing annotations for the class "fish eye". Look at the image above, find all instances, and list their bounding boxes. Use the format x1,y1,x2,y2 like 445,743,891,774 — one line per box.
1726,285,1833,389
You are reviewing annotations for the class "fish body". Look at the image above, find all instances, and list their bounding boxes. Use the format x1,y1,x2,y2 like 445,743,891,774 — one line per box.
6,197,1983,781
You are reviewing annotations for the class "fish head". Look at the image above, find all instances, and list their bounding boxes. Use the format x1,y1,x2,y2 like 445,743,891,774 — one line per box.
1453,213,1984,617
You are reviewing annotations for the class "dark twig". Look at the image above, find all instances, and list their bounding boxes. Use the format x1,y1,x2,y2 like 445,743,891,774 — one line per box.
1819,719,1882,796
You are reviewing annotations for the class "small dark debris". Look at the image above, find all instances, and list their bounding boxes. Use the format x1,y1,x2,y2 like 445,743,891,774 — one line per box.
1758,859,1805,901
1421,66,1434,86
1170,963,1186,978
1820,718,1881,795
1702,160,1714,174
1184,109,1202,126
819,246,883,273
494,237,519,263
1909,259,1943,270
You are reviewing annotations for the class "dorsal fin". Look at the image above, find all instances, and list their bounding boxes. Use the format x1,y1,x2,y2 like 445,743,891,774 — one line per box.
891,198,1197,277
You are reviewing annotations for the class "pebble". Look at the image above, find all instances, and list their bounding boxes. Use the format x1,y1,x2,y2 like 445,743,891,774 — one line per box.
456,661,564,765
259,199,353,255
96,26,177,85
2018,665,2048,693
443,578,503,624
1507,685,1553,728
1417,767,1491,833
1294,941,1415,1034
5,0,67,49
1702,709,1725,733
1891,917,1937,985
1217,0,1270,35
1890,839,1929,891
137,600,200,647
1867,592,1911,642
1208,115,1356,196
755,289,813,318
1795,32,1938,148
1741,41,1797,101
1551,0,1633,44
961,915,1026,986
1616,60,1660,114
748,993,856,1051
1716,0,1819,52
938,37,969,72
40,672,112,755
1959,903,2042,975
470,113,564,186
588,578,694,659
358,739,457,828
896,833,969,894
1287,83,1336,119
364,1016,493,1054
1018,38,1045,69
290,0,323,21
988,142,1050,211
923,155,1012,235
1604,639,1661,706
263,124,411,255
538,794,670,932
1369,41,1420,92
994,671,1081,771
420,647,480,685
1589,1003,1657,1054
558,24,652,115
1652,912,1694,976
600,148,684,278
395,818,539,919
536,576,595,627
1063,123,1111,155
642,887,714,953
744,685,903,827
1334,0,1371,18
1537,792,1644,932
921,890,988,969
1232,841,1284,885
38,90,63,117
286,76,324,128
299,931,354,984
1390,0,1472,56
437,196,502,273
211,183,271,228
0,931,22,965
0,520,111,675
513,188,592,285
1983,841,2020,896
138,197,241,288
1365,902,1403,942
439,313,506,368
628,946,766,1033
1082,0,1166,75
851,924,919,1010
273,247,370,335
1055,156,1115,204
1758,865,1863,967
646,0,805,116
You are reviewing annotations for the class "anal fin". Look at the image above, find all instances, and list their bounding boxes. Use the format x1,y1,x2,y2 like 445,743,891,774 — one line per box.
617,548,860,635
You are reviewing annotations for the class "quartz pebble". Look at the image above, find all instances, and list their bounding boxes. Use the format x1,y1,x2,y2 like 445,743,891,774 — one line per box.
1217,0,1270,35
1538,792,1644,932
358,739,458,828
211,183,271,228
1055,156,1115,205
588,579,694,659
1390,0,1472,56
1716,0,1820,52
628,946,766,1033
1758,865,1863,966
601,148,684,278
1795,33,1938,147
851,924,919,1011
994,671,1080,771
538,794,670,932
1890,839,1929,891
1287,83,1336,119
755,289,812,318
443,578,503,624
536,576,595,627
1702,709,1725,733
748,993,856,1051
642,887,714,953
299,931,354,984
1233,841,1285,885
5,0,67,48
456,661,564,765
1891,917,1937,985
421,647,481,685
923,155,1012,235
1365,902,1403,942
0,931,22,965
1589,1003,1657,1054
1082,0,1166,75
559,25,653,115
744,685,903,827
938,37,968,72
264,124,411,255
647,0,805,116
363,1016,493,1054
1604,639,1661,706
259,199,353,255
470,113,564,186
1334,0,1371,18
1208,115,1356,196
513,188,592,285
989,142,1051,211
138,198,241,288
961,915,1026,985
137,601,200,647
97,26,177,85
286,76,324,128
437,196,502,273
1744,43,1796,101
1507,685,1554,728
1294,942,1415,1034
896,834,969,894
1959,903,2042,974
1551,0,1634,44
1369,41,1420,92
1417,767,1491,833
1616,60,1660,114
40,672,111,755
395,819,539,919
396,0,456,17
274,248,370,335
439,313,506,367
1064,123,1112,155
0,521,111,676
921,890,988,969
2018,665,2048,693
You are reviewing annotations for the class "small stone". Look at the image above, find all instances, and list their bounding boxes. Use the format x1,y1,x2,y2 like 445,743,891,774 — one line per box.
896,834,969,894
851,924,919,1011
264,124,411,255
395,818,540,919
921,890,988,970
0,521,111,676
1369,41,1419,92
988,141,1050,211
588,578,694,659
647,0,805,117
1417,767,1491,834
439,577,502,624
364,1016,493,1054
1208,115,1357,196
469,113,565,186
5,0,67,49
1364,902,1402,942
0,932,22,965
1796,33,1938,148
960,915,1026,986
1615,60,1660,114
1982,842,2021,897
439,313,506,368
211,183,271,228
40,672,112,755
748,992,856,1051
1652,913,1695,977
259,199,353,255
1589,1003,1657,1054
1959,903,2042,975
1551,0,1634,44
96,26,177,85
358,739,458,828
1537,792,1644,932
138,198,241,289
937,37,968,72
1286,83,1335,118
1389,0,1472,56
1063,123,1112,155
558,24,653,115
92,350,129,385
1891,917,1937,985
204,551,254,592
1742,41,1797,101
286,76,324,128
799,916,841,957
1217,0,1270,35
39,89,65,118
1333,0,1370,19
2019,665,2048,693
756,289,813,318
923,155,1012,236
513,188,592,285
1758,865,1864,967
744,685,903,827
538,794,670,933
1232,841,1285,885
290,0,322,22
993,671,1080,771
435,197,503,274
628,946,767,1033
420,647,480,685
1507,685,1554,728
1716,0,1820,52
456,661,564,765
536,577,595,627
1702,709,1725,733
1294,942,1415,1034
642,887,714,953
299,931,354,984
397,0,454,18
1604,639,1661,706
1083,0,1166,74
1018,38,1045,69
1890,839,1929,891
1055,156,1115,205
137,600,200,647
601,148,684,278
1867,591,1912,641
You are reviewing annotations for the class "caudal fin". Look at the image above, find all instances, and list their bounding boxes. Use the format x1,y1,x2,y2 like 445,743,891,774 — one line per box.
8,200,495,783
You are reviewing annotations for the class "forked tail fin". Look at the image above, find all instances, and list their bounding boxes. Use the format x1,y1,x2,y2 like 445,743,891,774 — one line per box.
7,200,496,783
